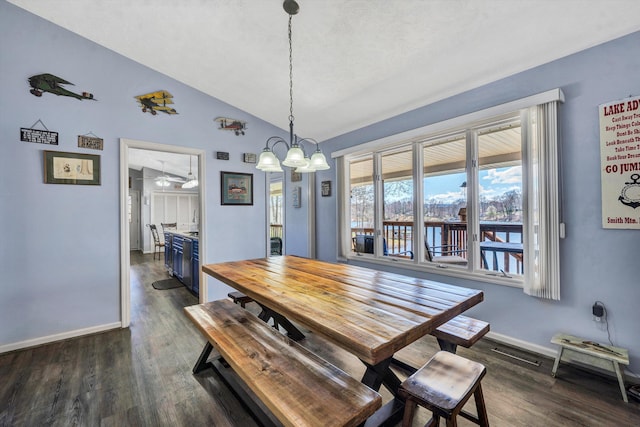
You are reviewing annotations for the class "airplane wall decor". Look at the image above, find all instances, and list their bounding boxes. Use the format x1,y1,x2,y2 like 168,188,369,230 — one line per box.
28,73,96,100
134,90,178,115
214,117,247,135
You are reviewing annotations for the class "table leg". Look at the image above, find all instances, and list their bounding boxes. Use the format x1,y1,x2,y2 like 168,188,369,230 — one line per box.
362,358,402,395
361,358,406,427
257,303,305,341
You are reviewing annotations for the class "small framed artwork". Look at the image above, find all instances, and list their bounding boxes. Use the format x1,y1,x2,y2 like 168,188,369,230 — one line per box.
221,171,253,205
43,150,101,185
321,180,332,197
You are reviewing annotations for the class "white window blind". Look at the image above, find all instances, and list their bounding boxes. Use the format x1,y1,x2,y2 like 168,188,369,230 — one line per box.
523,102,562,300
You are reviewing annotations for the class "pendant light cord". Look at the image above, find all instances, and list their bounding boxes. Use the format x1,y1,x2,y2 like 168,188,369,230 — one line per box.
288,14,297,147
288,14,294,124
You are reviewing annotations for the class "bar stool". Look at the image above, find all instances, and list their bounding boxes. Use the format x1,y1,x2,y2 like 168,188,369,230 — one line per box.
399,351,489,427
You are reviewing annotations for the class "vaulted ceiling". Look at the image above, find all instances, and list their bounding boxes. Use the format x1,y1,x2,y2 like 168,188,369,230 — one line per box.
8,1,640,144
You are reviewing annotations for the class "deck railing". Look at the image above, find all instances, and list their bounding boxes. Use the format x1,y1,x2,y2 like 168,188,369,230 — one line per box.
351,220,523,273
270,224,283,238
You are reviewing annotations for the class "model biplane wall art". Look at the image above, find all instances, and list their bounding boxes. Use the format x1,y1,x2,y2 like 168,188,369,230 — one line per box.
134,90,178,115
28,73,96,100
215,117,247,135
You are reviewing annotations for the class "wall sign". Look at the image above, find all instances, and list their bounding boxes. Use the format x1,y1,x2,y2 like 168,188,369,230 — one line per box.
78,134,104,150
599,95,640,229
216,151,230,160
243,153,257,163
20,119,58,145
292,186,301,208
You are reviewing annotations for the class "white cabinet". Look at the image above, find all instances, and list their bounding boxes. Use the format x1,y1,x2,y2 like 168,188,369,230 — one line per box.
146,193,199,252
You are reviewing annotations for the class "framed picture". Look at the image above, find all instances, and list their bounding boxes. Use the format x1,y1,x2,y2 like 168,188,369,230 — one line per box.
43,150,101,185
221,171,253,205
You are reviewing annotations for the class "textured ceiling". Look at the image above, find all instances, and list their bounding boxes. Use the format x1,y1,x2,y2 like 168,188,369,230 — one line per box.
8,0,640,146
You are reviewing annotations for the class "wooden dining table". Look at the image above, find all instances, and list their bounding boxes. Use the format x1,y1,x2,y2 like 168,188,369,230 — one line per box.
202,255,484,425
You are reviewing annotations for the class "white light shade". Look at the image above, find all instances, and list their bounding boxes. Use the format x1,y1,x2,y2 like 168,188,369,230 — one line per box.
182,176,198,189
295,158,315,173
309,151,330,170
282,145,306,167
156,178,170,187
256,150,283,172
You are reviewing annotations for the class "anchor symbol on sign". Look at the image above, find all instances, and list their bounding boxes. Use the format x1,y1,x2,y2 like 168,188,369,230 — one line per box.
619,173,640,209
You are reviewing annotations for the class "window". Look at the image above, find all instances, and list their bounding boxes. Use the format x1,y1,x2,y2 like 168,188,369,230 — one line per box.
336,90,563,299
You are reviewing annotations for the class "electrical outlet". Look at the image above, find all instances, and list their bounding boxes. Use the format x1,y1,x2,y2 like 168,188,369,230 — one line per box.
592,302,604,322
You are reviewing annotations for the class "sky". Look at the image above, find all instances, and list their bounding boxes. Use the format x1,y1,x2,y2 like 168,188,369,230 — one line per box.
423,166,522,203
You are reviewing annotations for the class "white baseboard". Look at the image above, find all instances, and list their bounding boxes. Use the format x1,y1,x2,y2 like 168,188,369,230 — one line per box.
486,331,558,359
0,322,122,354
486,331,639,381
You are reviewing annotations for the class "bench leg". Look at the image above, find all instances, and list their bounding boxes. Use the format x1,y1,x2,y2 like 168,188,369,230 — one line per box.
551,346,564,377
612,361,629,403
437,338,458,354
192,341,215,374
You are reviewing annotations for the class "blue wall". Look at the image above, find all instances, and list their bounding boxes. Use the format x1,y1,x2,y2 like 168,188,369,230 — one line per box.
0,1,293,348
2,0,639,374
317,31,640,370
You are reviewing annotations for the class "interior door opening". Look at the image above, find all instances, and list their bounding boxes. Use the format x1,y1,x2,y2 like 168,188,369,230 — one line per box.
269,174,284,256
120,138,206,328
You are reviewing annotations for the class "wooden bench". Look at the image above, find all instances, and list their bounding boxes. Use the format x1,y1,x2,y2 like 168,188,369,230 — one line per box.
391,314,489,374
184,299,382,427
551,333,630,402
431,315,490,354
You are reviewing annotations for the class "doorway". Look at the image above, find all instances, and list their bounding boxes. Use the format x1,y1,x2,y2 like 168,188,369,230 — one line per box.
119,138,206,328
268,173,285,256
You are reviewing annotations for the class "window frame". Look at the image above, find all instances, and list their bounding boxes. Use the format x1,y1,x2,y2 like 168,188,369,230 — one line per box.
335,89,564,295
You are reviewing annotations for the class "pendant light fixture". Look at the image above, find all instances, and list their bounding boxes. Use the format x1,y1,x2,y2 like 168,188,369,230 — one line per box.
256,0,330,174
182,156,198,189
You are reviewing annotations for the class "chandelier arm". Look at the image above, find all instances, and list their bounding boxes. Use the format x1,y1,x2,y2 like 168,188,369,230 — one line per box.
267,137,292,154
264,136,288,150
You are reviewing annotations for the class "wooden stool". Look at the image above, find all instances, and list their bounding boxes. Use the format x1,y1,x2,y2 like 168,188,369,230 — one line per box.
551,333,630,402
399,351,489,427
227,291,253,308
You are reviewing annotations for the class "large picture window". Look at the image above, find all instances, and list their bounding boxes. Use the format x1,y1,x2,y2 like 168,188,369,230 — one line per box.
336,90,563,299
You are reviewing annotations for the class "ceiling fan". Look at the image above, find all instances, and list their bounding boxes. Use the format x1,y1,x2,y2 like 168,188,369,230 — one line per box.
136,160,186,188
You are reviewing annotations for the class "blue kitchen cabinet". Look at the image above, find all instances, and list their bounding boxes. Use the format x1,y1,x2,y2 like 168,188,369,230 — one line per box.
172,235,183,280
164,232,173,273
192,239,199,296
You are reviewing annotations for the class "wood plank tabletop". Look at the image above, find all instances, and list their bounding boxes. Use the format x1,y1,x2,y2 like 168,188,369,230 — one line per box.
203,256,483,365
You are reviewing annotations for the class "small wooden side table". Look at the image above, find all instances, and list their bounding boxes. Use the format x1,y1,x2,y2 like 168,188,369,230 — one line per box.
551,333,630,402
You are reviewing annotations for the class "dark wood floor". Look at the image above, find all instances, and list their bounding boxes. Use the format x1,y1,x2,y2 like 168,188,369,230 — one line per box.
1,252,638,426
